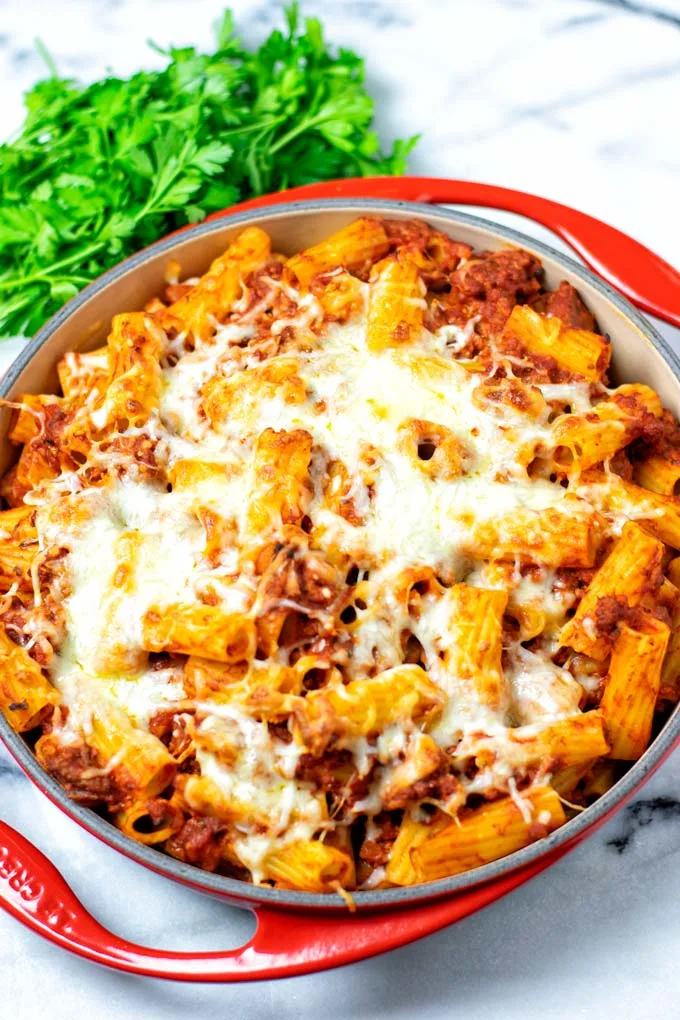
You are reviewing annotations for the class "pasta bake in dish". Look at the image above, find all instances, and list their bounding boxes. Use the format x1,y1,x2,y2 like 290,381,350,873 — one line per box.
2,216,680,893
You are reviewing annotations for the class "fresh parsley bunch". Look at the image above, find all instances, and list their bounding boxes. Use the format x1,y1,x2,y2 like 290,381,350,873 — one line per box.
0,4,417,338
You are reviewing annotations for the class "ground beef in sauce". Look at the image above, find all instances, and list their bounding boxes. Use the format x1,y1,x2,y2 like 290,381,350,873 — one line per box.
359,815,400,866
452,249,542,301
37,738,129,809
295,749,353,793
435,289,517,347
592,593,670,638
165,817,228,872
383,768,459,810
148,709,193,760
608,448,634,480
529,280,597,331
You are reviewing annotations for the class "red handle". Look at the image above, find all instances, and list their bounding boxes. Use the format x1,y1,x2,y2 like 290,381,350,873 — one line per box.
0,818,558,981
208,176,680,330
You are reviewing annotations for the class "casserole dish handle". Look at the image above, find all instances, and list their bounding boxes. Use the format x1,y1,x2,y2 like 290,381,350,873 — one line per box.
0,818,556,981
208,176,680,330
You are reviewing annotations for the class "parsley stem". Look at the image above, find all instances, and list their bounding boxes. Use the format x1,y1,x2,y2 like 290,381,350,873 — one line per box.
268,112,326,155
34,37,59,79
219,115,288,138
0,243,106,291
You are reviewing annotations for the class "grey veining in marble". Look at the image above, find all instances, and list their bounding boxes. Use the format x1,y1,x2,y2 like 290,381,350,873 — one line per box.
0,1,679,1017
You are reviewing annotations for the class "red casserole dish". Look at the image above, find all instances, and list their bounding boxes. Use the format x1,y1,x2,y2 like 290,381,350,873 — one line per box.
1,177,680,981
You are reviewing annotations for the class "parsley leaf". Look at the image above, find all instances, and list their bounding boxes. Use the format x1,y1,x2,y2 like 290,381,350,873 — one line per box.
0,4,417,339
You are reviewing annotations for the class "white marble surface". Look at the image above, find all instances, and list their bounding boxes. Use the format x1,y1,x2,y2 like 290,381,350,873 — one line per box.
1,0,680,1017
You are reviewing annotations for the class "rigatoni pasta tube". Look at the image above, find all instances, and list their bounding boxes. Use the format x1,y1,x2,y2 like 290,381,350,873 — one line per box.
89,708,176,799
313,269,364,322
0,543,35,593
115,797,184,845
295,665,446,756
501,304,611,382
550,762,593,797
183,774,259,826
660,593,680,702
505,711,609,769
57,345,110,402
438,584,508,708
456,712,609,772
0,444,59,506
385,811,450,886
560,521,664,659
582,761,618,799
600,616,669,760
7,394,62,445
262,840,356,893
366,256,425,352
142,603,255,663
201,359,306,432
163,226,271,341
91,312,163,431
412,786,566,883
469,501,598,569
168,459,234,492
634,454,680,496
552,385,662,473
286,217,389,289
183,772,327,836
397,418,465,481
0,625,60,732
584,470,680,550
472,377,548,422
93,530,149,675
245,427,313,536
0,505,36,541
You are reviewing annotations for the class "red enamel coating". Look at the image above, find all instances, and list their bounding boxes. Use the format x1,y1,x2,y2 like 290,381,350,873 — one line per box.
207,176,680,330
0,818,558,981
1,734,676,982
1,177,679,982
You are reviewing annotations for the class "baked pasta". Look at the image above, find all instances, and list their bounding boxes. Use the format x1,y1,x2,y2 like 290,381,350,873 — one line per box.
2,216,680,894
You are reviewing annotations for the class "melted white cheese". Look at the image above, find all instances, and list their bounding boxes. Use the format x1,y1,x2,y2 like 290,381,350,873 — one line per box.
41,481,206,677
194,709,324,880
29,270,617,884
